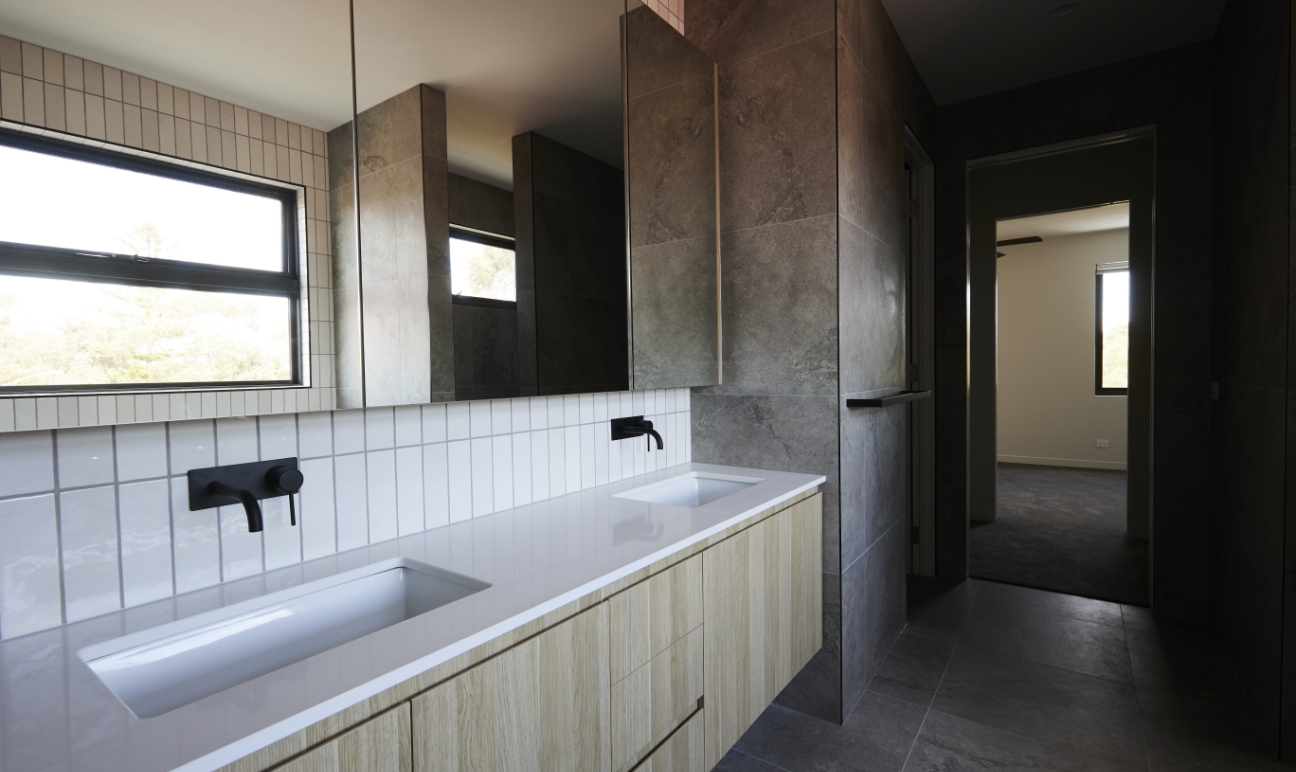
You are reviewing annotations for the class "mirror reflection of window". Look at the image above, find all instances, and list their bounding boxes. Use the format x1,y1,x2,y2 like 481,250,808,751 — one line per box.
1096,264,1129,393
449,228,516,303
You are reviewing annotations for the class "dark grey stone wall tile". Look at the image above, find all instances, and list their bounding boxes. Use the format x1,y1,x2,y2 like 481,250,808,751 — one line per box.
447,172,514,238
841,550,868,715
774,570,843,724
1213,199,1289,391
718,30,836,231
840,399,907,569
685,0,834,68
1156,118,1214,250
837,44,905,250
691,393,840,571
1213,383,1286,585
453,304,519,393
628,63,716,247
626,5,713,99
709,215,838,396
356,85,423,176
631,236,719,388
863,519,907,686
1151,505,1210,626
839,220,905,395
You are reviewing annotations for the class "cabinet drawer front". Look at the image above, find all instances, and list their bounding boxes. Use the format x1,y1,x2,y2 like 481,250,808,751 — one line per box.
273,704,411,772
411,605,611,772
633,709,704,772
611,625,704,772
609,553,703,683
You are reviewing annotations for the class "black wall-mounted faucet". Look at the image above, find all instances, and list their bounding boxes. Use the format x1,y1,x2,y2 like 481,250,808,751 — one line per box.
189,458,304,533
611,416,664,451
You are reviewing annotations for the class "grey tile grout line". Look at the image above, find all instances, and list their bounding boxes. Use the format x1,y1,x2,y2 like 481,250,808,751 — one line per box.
897,588,976,771
51,429,68,625
111,424,126,613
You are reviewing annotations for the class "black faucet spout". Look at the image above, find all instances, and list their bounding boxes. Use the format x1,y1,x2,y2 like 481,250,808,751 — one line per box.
644,427,664,450
611,416,665,451
208,481,263,532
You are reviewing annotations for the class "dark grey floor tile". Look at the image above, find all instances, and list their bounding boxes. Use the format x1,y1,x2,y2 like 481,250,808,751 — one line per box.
971,580,1125,629
714,748,789,772
961,600,1134,684
869,630,958,707
906,581,978,644
931,645,1146,770
735,692,927,772
1127,627,1250,708
1138,688,1288,771
903,709,1136,771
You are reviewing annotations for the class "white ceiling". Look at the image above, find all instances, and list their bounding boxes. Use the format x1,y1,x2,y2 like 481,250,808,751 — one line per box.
997,201,1128,244
0,0,628,190
880,0,1228,106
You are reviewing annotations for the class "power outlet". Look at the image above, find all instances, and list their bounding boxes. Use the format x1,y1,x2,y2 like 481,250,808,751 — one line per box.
1096,439,1111,448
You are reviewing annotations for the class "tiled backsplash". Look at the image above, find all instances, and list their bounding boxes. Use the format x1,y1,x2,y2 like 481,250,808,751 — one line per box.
643,0,685,32
0,390,691,640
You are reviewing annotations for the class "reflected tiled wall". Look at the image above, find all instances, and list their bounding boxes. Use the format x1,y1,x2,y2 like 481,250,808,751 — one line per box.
0,389,692,639
0,34,338,431
644,0,685,33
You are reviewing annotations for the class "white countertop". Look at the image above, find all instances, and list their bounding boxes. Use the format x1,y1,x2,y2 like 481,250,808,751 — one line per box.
0,462,824,772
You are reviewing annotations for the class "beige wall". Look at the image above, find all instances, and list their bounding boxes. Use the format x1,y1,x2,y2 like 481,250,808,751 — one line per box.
997,228,1128,470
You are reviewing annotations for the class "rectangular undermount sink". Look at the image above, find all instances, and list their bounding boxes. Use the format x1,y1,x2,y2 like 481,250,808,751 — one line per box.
615,471,765,508
79,558,489,719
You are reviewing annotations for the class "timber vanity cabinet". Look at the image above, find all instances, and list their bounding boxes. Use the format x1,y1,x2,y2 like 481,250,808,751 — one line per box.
247,493,823,772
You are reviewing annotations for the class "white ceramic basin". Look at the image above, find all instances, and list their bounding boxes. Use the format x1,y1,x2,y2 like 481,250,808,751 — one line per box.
79,558,489,718
615,471,764,508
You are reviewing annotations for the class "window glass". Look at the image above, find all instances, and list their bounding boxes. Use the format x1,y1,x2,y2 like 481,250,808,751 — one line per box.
0,275,292,387
450,236,516,301
1099,269,1129,391
0,144,284,272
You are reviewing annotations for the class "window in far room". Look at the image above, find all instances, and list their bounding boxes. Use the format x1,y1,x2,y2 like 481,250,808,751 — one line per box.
1096,263,1129,395
449,225,516,306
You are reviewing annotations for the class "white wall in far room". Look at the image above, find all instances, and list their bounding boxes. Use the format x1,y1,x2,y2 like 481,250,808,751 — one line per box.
997,228,1128,470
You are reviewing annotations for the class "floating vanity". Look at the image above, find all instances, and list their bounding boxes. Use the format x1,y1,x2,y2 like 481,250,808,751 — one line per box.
2,463,823,772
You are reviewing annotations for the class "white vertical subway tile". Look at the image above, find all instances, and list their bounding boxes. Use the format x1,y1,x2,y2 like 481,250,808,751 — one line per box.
469,401,492,438
593,393,608,424
0,401,12,433
114,423,167,482
36,397,58,428
332,410,365,454
564,395,581,426
117,480,173,606
297,411,333,458
298,457,336,560
655,389,667,415
59,486,121,623
259,414,297,460
97,395,117,426
470,438,493,516
490,400,511,435
168,420,214,475
623,432,637,479
261,497,300,570
531,397,549,431
423,443,449,529
594,423,610,485
679,388,691,413
512,433,532,507
76,396,97,426
447,440,472,523
364,407,395,450
548,428,566,497
580,424,597,490
632,391,646,416
366,450,397,543
530,430,550,501
395,446,423,536
13,399,36,432
422,403,447,443
579,394,594,424
547,396,564,429
0,430,54,496
608,434,623,483
171,479,220,593
393,405,421,447
564,426,582,492
511,399,531,433
446,403,470,441
215,417,258,465
492,435,513,512
0,494,62,636
333,454,368,551
219,506,263,581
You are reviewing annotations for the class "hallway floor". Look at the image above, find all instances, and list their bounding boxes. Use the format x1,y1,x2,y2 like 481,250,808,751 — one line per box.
717,577,1289,772
970,463,1149,605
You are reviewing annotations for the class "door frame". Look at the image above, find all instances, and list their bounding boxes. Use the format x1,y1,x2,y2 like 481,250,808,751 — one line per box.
905,126,937,576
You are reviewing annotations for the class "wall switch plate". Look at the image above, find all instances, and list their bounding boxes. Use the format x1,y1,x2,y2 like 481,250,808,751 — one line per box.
1096,439,1110,448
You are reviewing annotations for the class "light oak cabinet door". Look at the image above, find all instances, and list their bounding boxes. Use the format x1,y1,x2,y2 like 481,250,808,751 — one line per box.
273,704,411,772
610,625,704,772
632,709,705,772
609,553,703,683
411,604,611,772
701,493,823,768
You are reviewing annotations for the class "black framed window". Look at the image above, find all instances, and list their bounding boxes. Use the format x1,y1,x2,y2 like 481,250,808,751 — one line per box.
0,127,302,394
1095,263,1129,395
449,225,516,307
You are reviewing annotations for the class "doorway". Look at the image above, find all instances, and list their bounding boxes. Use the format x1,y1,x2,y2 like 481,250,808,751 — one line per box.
964,133,1154,606
971,203,1148,604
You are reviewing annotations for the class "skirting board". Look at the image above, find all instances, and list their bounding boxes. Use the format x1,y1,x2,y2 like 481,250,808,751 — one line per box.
998,454,1127,472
